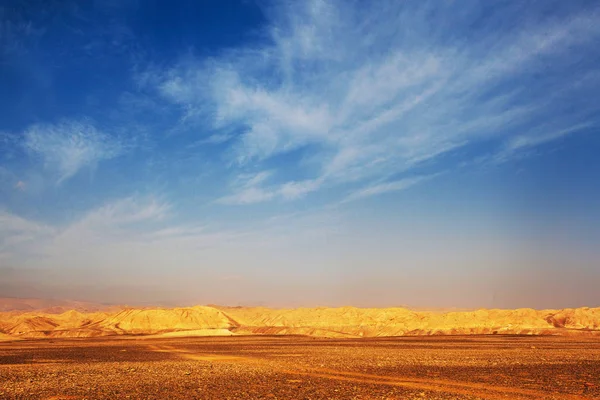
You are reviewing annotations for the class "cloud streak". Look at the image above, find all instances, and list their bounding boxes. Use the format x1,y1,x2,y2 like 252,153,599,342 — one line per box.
23,120,125,184
0,196,221,267
217,170,323,205
0,210,55,261
2,0,599,307
344,174,441,203
145,0,600,204
0,194,342,280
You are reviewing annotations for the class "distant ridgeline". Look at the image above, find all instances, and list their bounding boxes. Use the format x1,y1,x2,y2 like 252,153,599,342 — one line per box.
0,305,599,340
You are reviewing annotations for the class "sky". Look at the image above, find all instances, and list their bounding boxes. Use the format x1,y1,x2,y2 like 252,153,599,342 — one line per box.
0,0,599,309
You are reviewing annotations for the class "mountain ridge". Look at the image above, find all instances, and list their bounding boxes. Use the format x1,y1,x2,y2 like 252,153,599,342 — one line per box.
1,304,599,340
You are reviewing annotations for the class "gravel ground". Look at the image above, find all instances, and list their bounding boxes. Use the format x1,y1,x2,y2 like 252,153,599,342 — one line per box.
1,335,599,399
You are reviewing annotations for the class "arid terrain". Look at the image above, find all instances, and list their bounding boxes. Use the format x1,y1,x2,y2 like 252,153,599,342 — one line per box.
1,302,600,340
1,301,599,398
1,335,599,399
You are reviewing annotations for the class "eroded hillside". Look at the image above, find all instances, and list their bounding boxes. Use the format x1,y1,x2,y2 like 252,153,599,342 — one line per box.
1,305,599,340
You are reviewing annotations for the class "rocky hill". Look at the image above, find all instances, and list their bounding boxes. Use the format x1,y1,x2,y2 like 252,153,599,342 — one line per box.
0,303,599,340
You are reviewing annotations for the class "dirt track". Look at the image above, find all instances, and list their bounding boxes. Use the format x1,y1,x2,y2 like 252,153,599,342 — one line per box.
1,335,599,399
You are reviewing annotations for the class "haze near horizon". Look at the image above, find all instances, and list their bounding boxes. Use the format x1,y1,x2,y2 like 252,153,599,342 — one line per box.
1,0,599,309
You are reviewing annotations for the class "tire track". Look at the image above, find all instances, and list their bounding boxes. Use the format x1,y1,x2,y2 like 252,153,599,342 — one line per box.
148,344,591,400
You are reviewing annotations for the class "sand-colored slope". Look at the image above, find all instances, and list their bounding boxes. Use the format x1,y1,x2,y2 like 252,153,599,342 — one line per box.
219,306,600,337
0,304,599,339
0,332,17,341
96,306,232,334
546,307,600,329
0,306,234,338
0,309,110,338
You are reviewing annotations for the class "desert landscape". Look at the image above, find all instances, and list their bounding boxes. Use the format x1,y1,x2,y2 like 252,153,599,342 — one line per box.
1,299,600,340
1,300,600,399
3,0,600,398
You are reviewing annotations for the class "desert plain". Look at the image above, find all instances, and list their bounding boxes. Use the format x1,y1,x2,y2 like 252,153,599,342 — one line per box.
1,300,600,399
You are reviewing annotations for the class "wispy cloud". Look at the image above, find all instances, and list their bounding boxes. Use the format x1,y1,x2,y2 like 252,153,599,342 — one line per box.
505,123,593,153
0,211,53,238
217,171,274,205
217,170,323,205
343,174,441,203
23,120,125,184
0,195,224,266
488,122,595,165
187,133,235,148
0,210,55,258
217,186,275,205
142,1,600,203
0,194,337,276
66,196,170,232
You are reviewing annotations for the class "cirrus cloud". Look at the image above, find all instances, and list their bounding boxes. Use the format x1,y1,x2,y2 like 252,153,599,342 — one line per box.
23,120,125,184
141,0,600,204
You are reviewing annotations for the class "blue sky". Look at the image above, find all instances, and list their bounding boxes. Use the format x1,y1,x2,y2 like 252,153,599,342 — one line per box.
1,0,599,308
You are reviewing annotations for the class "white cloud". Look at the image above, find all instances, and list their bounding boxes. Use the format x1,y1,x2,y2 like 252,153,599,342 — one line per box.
236,170,273,188
506,123,593,152
279,179,323,200
486,123,594,165
344,175,440,203
188,133,235,147
147,1,600,203
216,171,271,204
0,211,55,257
0,196,233,267
0,211,53,238
70,196,169,229
218,186,275,205
23,120,125,184
217,170,323,204
45,196,171,253
0,194,341,277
